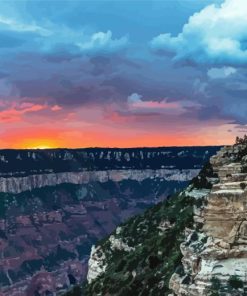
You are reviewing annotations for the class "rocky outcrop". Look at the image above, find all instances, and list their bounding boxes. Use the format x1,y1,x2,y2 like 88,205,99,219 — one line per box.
87,245,107,284
87,226,135,284
170,143,247,295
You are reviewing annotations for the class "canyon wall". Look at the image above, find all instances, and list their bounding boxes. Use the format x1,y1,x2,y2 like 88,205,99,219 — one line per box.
0,168,199,194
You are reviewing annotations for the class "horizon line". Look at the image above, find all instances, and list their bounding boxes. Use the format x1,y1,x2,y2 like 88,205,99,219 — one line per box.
0,144,225,151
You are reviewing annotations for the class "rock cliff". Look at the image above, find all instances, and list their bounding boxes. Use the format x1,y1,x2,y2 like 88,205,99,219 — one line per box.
170,143,247,295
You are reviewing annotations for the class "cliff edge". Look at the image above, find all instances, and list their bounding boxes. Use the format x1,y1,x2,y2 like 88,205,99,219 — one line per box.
170,142,247,295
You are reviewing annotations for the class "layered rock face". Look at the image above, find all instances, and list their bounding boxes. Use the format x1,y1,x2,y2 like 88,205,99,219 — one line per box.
0,168,199,194
170,143,247,295
0,147,217,295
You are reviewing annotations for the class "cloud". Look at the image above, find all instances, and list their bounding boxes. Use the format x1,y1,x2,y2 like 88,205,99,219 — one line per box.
0,79,19,98
151,0,247,65
127,92,183,114
0,102,46,122
207,66,237,79
127,93,143,104
0,12,128,55
193,79,210,97
51,105,62,111
77,30,128,53
0,100,62,123
0,0,244,147
0,15,50,35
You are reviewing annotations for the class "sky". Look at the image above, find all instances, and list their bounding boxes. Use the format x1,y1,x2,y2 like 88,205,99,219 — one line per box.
0,0,246,148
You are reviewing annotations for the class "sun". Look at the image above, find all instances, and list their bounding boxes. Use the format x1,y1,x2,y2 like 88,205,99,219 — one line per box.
31,145,52,150
20,139,58,150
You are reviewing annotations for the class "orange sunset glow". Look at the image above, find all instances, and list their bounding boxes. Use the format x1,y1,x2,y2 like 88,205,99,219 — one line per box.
0,121,237,149
0,96,239,149
21,141,56,150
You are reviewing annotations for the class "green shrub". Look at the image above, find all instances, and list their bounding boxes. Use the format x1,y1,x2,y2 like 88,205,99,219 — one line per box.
240,183,246,190
65,286,83,296
207,276,221,296
175,265,185,277
181,275,190,285
190,232,198,241
228,275,243,290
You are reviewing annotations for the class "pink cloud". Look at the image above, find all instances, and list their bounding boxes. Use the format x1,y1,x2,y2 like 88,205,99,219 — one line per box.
51,105,62,111
131,100,181,110
0,100,65,123
127,93,184,114
0,102,47,123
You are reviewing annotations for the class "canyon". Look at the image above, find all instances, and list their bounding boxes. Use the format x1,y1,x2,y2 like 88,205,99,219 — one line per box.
0,147,218,295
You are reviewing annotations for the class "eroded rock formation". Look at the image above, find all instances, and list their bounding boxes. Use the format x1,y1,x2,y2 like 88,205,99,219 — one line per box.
170,144,247,295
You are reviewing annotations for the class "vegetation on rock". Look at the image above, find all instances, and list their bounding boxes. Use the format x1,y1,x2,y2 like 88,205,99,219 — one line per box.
65,190,196,295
